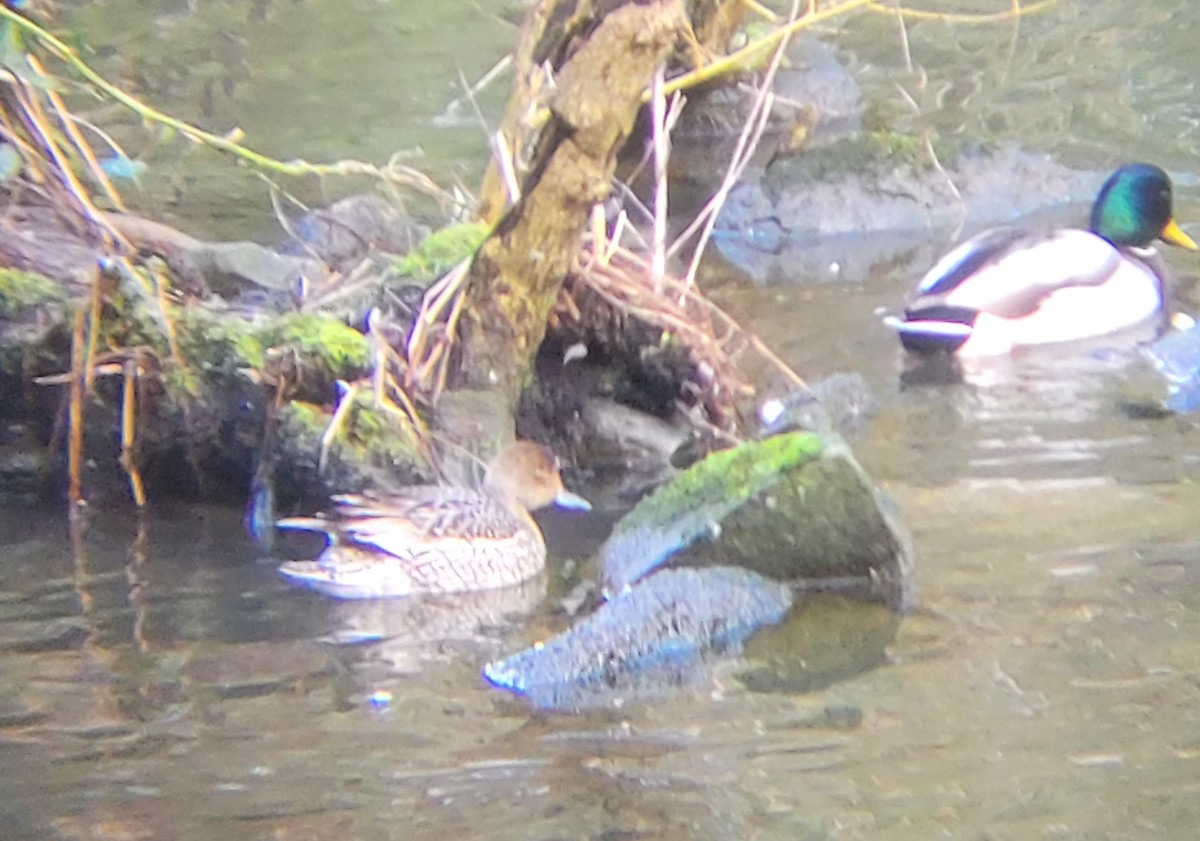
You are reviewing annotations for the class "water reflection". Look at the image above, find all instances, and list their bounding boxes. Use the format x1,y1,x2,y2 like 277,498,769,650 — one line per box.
6,0,1200,837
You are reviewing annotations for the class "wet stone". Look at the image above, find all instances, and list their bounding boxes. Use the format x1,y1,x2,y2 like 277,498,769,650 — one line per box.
715,146,1102,283
599,432,914,610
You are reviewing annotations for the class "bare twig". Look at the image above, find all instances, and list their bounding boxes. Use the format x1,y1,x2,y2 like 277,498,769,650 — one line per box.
670,0,801,290
120,356,146,507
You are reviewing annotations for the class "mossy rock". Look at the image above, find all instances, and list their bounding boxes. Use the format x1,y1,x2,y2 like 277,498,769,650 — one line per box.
175,308,267,378
274,397,430,498
261,312,370,399
0,269,71,378
0,268,67,317
599,431,914,609
397,221,490,281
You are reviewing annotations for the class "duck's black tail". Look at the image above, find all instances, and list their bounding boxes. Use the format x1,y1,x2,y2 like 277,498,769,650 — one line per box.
885,305,978,354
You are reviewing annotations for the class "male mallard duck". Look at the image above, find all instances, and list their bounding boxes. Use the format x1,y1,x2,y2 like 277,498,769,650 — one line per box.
887,163,1197,356
276,442,591,599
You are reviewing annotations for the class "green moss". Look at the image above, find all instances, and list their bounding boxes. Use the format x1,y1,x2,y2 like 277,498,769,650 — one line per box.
619,431,823,532
397,221,490,280
173,310,368,391
341,393,422,465
0,269,66,317
175,308,266,377
865,130,924,162
276,395,424,483
280,400,328,438
96,284,174,357
265,312,370,375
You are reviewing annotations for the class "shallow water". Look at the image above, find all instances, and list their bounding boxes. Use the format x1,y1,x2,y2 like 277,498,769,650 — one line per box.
7,0,1200,838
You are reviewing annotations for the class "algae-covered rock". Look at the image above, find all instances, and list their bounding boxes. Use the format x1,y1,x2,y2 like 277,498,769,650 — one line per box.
273,395,429,498
0,268,69,373
397,222,489,281
599,431,913,609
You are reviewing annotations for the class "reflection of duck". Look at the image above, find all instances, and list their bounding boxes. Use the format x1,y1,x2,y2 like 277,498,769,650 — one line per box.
276,442,591,599
887,163,1197,356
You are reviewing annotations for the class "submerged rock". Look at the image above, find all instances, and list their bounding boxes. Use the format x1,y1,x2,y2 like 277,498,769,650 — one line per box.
1141,322,1200,414
758,372,878,440
283,194,425,273
599,431,913,610
739,594,900,695
483,566,793,711
677,37,863,146
715,144,1102,283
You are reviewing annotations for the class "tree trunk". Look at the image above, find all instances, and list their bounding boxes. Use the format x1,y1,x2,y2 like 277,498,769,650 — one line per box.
454,0,686,408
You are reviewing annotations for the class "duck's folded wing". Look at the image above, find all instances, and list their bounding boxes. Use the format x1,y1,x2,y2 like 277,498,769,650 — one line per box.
275,515,334,534
333,491,524,558
912,228,1120,318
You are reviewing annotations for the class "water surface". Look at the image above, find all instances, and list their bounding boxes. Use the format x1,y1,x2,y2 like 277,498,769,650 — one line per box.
7,1,1200,838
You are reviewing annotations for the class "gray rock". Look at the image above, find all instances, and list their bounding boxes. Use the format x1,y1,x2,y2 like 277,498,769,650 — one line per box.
716,145,1103,283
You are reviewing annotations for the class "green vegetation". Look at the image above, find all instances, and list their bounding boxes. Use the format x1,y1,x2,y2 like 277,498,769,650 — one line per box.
341,392,422,466
397,221,490,280
176,308,267,376
617,431,824,532
772,131,961,182
264,312,370,380
0,268,66,317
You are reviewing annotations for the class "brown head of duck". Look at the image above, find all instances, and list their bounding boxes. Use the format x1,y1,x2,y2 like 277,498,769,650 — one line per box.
482,441,592,515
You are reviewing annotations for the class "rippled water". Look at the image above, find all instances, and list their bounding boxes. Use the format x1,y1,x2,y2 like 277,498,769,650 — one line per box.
6,1,1200,838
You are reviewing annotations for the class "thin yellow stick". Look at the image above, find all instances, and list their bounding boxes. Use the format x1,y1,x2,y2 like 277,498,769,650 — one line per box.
26,53,126,211
120,356,146,507
67,308,86,505
663,0,871,96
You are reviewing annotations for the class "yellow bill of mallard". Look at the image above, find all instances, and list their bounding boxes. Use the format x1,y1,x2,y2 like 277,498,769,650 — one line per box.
1161,218,1198,250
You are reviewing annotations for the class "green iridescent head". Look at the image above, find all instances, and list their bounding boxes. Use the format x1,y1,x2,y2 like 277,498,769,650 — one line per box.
1089,163,1196,250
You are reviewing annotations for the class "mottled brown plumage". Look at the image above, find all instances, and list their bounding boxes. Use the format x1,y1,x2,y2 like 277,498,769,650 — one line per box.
276,442,591,599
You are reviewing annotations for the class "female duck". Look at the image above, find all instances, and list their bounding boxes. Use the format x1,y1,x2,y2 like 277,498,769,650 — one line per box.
276,442,591,599
888,163,1197,356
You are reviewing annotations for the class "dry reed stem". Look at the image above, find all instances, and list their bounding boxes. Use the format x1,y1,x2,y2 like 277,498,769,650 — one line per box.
579,239,805,390
120,356,146,507
27,54,125,212
11,78,123,249
67,308,86,505
650,65,669,290
318,382,357,475
673,23,784,289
